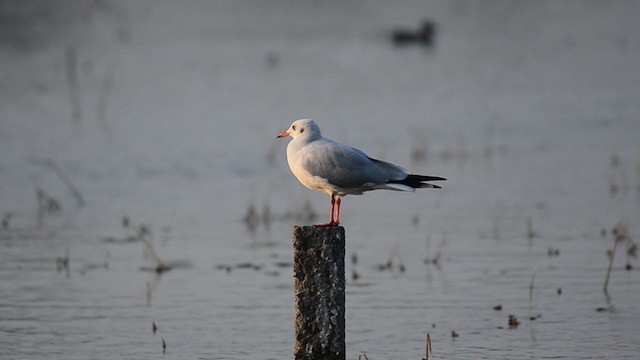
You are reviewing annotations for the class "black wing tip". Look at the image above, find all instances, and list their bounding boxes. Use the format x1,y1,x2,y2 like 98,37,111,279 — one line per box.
388,174,446,189
407,174,446,182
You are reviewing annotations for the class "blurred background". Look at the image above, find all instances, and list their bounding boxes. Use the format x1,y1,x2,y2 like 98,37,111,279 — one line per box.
1,1,639,359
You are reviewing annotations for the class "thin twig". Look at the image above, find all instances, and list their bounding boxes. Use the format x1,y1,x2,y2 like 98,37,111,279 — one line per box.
141,233,164,267
139,227,171,273
604,225,624,294
28,157,85,207
529,273,535,320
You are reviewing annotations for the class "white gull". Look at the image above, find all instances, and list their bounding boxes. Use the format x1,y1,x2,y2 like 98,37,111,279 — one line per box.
277,119,445,226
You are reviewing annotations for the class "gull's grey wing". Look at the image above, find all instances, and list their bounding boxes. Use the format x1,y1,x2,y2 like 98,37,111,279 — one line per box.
366,157,408,180
300,139,407,189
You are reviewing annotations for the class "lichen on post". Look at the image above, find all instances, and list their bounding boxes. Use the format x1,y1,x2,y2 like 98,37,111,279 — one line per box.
292,225,346,360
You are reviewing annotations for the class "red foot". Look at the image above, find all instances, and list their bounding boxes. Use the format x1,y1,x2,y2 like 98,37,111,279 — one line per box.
313,221,340,227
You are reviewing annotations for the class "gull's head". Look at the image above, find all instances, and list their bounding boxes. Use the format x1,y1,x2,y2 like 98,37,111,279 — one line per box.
277,119,321,140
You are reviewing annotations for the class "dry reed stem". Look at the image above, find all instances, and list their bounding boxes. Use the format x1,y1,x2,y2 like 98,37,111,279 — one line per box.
28,157,85,207
425,333,432,360
603,239,617,294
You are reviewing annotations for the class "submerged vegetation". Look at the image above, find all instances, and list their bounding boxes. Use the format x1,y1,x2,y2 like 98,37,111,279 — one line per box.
604,223,636,294
242,198,317,233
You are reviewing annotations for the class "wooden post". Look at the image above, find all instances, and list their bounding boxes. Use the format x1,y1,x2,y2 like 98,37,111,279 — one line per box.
293,226,346,360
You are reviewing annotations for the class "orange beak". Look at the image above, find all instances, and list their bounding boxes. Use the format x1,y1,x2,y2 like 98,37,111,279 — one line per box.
276,131,290,139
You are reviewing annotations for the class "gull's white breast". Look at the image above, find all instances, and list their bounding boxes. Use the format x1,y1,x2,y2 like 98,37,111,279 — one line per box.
287,139,337,195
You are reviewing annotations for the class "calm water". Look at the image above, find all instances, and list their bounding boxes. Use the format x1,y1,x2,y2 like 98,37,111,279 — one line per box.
1,1,639,359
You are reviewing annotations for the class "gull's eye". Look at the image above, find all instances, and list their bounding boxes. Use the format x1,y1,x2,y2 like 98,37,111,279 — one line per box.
300,128,305,133
292,125,296,131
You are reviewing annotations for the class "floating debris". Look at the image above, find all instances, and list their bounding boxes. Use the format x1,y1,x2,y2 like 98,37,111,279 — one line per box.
162,338,166,354
215,262,263,272
140,259,192,274
596,305,617,313
55,248,70,273
625,230,637,271
547,248,560,257
451,330,459,338
390,19,436,49
374,248,405,273
235,262,263,271
493,304,503,311
142,264,171,274
214,264,232,273
508,315,520,328
152,322,157,335
351,269,360,281
273,261,292,268
101,235,141,244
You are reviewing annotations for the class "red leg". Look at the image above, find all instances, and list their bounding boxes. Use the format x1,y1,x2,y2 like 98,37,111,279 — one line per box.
314,194,339,227
334,197,341,225
329,194,336,223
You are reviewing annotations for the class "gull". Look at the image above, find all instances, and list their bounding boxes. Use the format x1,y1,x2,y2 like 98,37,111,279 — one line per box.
277,119,445,226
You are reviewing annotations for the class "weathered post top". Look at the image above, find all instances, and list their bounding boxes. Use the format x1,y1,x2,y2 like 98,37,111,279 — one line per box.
292,225,346,360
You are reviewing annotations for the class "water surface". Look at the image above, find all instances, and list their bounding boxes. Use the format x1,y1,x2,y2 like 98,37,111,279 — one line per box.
1,1,639,359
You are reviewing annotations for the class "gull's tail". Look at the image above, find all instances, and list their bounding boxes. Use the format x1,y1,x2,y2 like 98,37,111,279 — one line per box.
388,174,446,189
